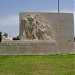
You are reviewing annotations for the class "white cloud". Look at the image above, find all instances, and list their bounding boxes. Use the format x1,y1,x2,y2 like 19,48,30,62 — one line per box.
0,15,19,26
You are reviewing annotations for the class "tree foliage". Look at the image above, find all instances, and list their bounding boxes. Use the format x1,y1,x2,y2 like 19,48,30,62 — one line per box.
4,32,8,37
13,36,20,40
0,31,2,42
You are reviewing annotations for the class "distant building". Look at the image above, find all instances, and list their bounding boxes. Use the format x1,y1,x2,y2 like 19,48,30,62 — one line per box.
2,35,12,41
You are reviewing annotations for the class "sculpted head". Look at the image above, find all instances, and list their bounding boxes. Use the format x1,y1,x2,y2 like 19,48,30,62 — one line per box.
27,15,35,22
21,17,28,23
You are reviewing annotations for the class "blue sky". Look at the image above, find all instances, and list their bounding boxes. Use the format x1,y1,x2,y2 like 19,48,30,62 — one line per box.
0,0,74,37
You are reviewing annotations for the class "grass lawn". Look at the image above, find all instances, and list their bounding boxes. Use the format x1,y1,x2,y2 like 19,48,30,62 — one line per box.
0,55,75,75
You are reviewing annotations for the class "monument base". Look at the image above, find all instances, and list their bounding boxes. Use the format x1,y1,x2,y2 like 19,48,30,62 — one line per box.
0,40,58,55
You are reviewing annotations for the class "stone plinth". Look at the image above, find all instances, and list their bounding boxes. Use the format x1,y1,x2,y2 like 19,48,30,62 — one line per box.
0,40,58,55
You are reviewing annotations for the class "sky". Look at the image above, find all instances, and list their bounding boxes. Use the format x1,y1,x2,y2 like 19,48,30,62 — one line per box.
0,0,74,37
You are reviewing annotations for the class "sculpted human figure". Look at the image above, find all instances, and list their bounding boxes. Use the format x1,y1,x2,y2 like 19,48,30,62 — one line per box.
27,15,38,40
21,17,30,39
35,16,53,40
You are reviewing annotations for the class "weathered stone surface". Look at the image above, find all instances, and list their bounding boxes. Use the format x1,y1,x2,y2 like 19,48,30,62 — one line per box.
20,14,54,41
0,12,74,55
19,12,74,54
0,41,58,55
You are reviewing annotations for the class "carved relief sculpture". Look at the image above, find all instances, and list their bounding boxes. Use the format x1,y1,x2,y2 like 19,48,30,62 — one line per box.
21,14,54,41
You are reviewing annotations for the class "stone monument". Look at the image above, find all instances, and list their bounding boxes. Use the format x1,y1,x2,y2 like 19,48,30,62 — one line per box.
0,12,74,55
19,12,74,54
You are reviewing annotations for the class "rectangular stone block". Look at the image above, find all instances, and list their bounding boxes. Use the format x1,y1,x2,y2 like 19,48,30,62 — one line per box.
0,41,58,55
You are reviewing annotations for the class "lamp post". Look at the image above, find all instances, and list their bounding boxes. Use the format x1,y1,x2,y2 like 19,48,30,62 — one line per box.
58,0,59,13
